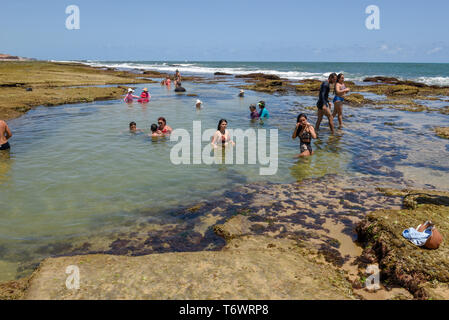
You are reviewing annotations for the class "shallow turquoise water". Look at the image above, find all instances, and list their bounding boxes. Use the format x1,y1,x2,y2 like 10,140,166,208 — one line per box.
1,76,449,281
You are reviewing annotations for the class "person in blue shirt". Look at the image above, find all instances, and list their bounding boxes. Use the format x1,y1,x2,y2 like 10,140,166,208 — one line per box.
258,101,269,119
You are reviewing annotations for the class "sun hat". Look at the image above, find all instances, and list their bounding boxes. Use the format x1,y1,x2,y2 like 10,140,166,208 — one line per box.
143,88,148,92
128,88,134,92
196,99,202,104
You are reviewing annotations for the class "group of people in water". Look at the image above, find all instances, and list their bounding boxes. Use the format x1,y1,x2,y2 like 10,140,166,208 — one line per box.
2,70,350,159
292,72,350,157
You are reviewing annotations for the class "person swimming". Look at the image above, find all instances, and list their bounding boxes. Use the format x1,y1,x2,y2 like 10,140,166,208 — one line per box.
211,119,235,149
0,120,12,151
138,88,151,103
150,123,163,137
332,73,350,129
239,89,245,97
249,105,259,120
292,113,317,157
315,73,337,134
129,121,144,133
124,88,139,103
158,117,173,135
174,82,186,92
258,101,269,119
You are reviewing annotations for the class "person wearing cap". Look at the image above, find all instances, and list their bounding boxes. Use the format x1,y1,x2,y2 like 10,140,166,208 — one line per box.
124,88,139,103
138,88,151,103
258,101,269,119
196,99,202,109
238,90,245,97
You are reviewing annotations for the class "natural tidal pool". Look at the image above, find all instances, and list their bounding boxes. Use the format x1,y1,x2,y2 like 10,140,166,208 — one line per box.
1,77,449,281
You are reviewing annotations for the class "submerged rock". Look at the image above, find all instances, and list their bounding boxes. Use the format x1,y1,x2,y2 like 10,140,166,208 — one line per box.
435,127,449,139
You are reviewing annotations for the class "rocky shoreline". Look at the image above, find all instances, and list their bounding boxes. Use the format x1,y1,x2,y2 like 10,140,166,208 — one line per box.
2,174,447,300
1,63,448,299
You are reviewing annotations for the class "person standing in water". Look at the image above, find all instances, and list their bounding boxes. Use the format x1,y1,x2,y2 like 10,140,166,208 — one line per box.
258,101,270,119
124,88,139,103
0,120,12,151
332,73,350,129
249,105,259,120
211,119,235,149
292,113,316,157
138,88,151,103
174,69,181,86
315,73,337,134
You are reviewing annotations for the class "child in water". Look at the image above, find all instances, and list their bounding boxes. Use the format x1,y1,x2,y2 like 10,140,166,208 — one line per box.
150,124,163,137
124,88,139,103
129,122,143,133
249,105,259,120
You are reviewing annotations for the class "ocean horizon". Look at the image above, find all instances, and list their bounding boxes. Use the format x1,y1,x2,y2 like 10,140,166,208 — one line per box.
64,60,449,86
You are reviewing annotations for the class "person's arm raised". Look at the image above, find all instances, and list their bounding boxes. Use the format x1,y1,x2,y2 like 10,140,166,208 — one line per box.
308,124,317,139
292,123,300,139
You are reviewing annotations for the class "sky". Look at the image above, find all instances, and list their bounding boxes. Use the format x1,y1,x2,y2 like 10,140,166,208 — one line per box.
0,0,448,62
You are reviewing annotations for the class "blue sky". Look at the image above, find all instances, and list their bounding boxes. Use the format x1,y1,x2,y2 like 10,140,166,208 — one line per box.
0,0,448,62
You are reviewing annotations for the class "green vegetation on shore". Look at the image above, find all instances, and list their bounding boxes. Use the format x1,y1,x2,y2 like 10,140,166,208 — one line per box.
0,61,156,120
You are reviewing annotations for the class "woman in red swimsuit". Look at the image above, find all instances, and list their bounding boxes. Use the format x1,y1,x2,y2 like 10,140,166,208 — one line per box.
157,117,173,135
138,88,151,103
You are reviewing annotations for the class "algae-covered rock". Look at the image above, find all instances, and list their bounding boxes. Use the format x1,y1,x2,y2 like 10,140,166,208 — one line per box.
356,189,449,299
435,127,449,139
344,93,367,106
235,73,281,80
241,79,288,94
294,80,322,94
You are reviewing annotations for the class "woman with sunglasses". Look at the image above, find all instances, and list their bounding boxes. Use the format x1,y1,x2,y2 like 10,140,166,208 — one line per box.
157,117,173,135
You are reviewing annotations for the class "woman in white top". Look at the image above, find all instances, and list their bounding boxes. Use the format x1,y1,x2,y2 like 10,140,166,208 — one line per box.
211,119,235,149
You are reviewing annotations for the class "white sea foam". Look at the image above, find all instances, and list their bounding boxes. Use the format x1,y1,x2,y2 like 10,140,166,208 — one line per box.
60,60,449,86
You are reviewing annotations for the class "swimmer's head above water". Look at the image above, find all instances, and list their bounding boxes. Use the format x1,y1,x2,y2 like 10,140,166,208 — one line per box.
151,124,158,132
129,121,137,132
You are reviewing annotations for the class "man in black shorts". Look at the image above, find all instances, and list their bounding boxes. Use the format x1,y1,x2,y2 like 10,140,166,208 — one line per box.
315,73,337,134
0,120,12,150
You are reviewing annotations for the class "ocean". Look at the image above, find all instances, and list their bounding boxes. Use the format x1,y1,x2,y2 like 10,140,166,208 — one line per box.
75,60,449,86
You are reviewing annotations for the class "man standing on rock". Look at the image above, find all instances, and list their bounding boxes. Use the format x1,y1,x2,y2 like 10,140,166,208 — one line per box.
315,73,337,134
0,120,12,150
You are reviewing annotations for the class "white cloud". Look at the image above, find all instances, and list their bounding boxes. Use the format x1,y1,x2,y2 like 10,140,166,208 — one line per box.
427,47,442,55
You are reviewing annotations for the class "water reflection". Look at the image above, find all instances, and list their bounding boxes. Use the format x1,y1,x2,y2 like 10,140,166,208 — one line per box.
0,150,12,184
